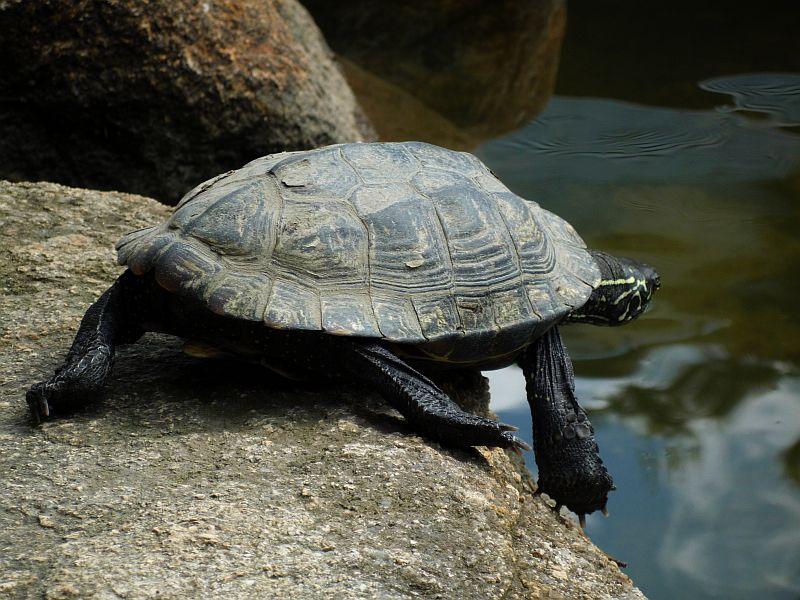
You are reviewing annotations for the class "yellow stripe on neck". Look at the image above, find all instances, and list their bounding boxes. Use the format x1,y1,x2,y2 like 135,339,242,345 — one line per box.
598,276,636,287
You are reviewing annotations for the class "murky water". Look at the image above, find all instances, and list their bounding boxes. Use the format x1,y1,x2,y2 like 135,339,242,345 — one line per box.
481,84,800,598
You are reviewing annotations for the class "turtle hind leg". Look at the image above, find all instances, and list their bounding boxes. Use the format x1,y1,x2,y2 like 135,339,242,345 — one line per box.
26,270,146,424
519,326,614,519
343,341,529,451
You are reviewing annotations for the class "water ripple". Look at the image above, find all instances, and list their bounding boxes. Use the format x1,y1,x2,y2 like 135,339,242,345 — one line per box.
700,73,800,127
479,96,800,184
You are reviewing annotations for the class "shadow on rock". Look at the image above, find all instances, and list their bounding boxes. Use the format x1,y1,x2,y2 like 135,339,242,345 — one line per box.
60,334,498,470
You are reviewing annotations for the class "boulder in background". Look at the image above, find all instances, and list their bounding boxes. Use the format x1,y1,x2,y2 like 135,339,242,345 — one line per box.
0,0,374,203
301,0,566,145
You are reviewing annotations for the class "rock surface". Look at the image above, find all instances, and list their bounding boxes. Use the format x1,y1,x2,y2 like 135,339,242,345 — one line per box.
0,180,644,599
0,0,373,204
301,0,566,143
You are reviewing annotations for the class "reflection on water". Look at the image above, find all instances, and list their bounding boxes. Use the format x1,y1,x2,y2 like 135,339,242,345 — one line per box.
480,84,800,598
487,362,800,598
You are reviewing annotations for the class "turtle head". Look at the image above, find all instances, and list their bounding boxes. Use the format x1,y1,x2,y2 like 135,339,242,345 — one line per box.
569,250,660,326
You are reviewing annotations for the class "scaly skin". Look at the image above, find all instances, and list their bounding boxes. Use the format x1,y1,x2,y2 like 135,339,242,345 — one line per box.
569,250,661,326
344,342,527,451
519,327,613,520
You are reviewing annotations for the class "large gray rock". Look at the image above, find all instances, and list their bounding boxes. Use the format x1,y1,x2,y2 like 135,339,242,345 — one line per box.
0,180,644,599
0,0,373,204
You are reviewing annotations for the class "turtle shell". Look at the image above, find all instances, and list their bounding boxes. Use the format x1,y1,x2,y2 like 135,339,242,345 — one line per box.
117,142,600,364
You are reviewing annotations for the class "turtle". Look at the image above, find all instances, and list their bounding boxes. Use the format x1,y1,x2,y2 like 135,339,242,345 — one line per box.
26,141,660,522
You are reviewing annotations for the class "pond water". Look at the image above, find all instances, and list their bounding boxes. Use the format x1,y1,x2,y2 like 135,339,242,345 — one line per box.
480,81,800,598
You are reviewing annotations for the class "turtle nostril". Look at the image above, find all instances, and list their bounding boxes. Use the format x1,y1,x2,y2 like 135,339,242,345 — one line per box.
643,264,661,291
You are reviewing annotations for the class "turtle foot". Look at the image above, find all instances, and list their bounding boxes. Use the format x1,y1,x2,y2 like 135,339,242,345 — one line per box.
346,341,531,452
535,475,613,522
535,486,611,531
26,382,54,425
417,413,531,452
27,343,113,425
494,423,532,452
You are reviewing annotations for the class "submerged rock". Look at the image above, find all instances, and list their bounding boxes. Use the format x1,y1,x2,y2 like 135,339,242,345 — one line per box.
0,0,373,203
301,0,566,145
0,180,644,599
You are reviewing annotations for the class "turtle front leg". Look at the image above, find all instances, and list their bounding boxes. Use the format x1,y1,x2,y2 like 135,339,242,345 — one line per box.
343,341,530,451
518,326,613,522
26,270,146,424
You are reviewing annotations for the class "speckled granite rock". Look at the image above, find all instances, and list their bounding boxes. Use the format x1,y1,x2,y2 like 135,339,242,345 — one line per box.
0,181,644,599
0,0,373,203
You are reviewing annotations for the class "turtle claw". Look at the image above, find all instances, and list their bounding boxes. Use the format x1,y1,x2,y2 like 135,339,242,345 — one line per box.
537,495,594,530
516,438,532,452
499,422,519,432
26,383,52,425
501,431,531,451
601,506,610,517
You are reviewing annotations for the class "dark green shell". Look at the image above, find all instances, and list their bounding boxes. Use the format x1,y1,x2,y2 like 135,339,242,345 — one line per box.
116,142,600,363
